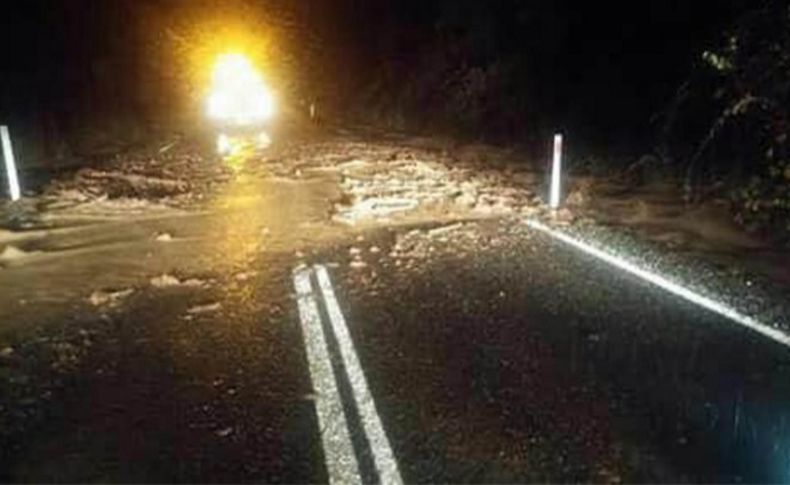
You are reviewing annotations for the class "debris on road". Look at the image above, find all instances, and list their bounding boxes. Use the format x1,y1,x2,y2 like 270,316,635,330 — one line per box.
150,274,207,288
150,274,183,287
0,228,47,244
0,245,32,262
0,130,789,485
426,222,465,238
334,196,419,224
187,302,222,314
256,140,542,226
88,288,134,307
234,270,258,282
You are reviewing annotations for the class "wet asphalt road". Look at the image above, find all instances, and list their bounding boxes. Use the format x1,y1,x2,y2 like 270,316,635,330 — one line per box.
325,222,790,483
2,139,790,483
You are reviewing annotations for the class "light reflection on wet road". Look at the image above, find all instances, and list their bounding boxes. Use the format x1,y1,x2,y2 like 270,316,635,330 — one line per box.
1,139,789,483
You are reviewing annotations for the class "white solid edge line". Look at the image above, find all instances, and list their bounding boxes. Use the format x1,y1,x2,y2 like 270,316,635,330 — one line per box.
525,219,790,349
314,264,405,485
293,267,363,485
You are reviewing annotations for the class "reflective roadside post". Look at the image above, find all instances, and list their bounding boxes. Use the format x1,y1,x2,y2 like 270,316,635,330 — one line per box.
1,125,21,201
550,133,562,209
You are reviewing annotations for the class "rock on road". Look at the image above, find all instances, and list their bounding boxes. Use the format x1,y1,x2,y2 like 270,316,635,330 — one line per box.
0,129,789,483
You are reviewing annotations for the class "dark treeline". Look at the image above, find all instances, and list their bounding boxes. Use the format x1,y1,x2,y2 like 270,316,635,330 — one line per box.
0,0,754,152
325,0,755,152
306,0,790,238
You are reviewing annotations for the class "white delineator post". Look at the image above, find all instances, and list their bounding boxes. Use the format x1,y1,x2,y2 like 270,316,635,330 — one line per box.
550,133,563,209
1,125,21,201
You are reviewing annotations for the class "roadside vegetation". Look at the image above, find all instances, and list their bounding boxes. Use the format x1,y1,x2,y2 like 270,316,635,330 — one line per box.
348,0,788,244
659,2,790,242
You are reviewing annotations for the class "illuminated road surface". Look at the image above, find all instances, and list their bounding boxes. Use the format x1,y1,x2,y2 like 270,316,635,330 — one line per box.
1,135,789,483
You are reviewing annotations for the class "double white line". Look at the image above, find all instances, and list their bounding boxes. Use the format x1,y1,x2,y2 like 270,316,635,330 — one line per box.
294,264,403,485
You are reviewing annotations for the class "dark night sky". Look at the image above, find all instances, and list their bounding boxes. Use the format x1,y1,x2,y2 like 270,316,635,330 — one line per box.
0,0,755,147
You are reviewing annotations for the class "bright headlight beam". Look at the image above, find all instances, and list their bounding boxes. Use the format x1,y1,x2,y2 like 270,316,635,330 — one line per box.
216,133,231,155
1,125,20,201
206,53,275,125
525,219,790,349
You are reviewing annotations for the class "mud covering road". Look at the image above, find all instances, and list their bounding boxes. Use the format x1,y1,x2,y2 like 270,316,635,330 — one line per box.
1,128,789,482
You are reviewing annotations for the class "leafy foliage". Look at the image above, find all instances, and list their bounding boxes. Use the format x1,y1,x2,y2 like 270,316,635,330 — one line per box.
733,158,790,239
660,1,790,240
